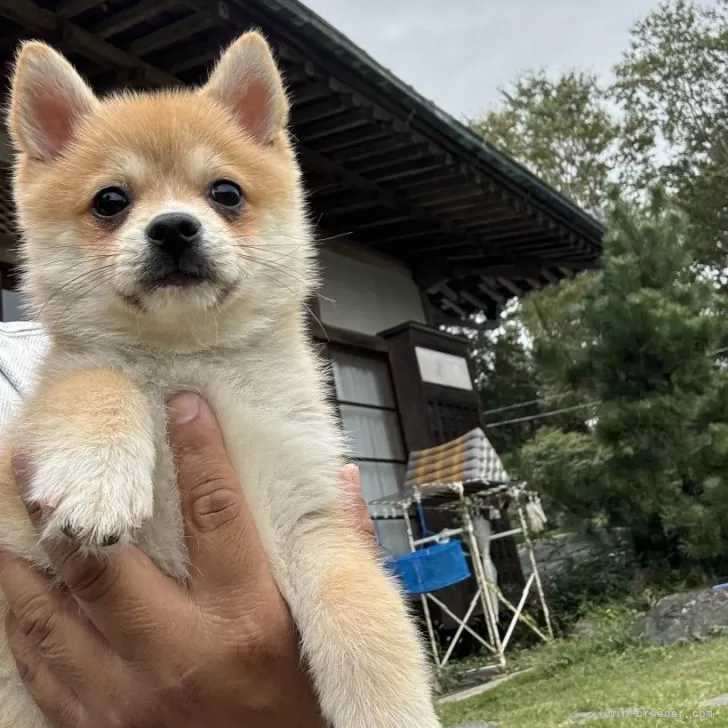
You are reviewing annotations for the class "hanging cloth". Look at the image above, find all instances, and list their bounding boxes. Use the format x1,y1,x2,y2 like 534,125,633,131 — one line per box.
471,509,499,623
525,495,547,534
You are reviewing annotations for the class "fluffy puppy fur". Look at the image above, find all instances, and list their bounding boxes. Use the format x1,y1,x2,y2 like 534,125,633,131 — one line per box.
0,33,441,727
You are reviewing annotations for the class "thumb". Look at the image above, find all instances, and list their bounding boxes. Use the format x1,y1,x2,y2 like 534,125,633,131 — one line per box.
167,392,265,591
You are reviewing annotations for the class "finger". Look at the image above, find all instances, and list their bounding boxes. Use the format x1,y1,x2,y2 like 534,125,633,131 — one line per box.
6,612,87,728
167,392,268,591
0,557,88,728
40,541,194,664
340,465,376,546
0,551,123,695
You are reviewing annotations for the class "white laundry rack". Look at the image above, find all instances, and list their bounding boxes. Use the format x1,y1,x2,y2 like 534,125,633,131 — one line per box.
369,477,554,671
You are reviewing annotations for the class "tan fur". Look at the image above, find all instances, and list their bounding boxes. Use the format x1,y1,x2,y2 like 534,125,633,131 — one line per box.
0,33,441,727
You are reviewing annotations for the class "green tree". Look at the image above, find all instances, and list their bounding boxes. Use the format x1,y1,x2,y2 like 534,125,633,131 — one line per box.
474,320,540,460
522,192,728,565
613,0,728,269
471,71,619,217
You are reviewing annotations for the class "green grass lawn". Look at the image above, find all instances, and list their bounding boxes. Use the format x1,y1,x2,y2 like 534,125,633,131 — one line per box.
438,612,728,727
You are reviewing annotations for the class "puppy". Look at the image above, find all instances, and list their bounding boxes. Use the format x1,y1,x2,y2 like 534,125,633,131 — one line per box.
0,32,441,728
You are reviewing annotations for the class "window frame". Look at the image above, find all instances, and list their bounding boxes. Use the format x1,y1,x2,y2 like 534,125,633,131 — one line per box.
325,341,408,475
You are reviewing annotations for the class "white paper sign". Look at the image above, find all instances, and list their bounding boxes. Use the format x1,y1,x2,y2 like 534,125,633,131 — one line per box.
415,347,473,390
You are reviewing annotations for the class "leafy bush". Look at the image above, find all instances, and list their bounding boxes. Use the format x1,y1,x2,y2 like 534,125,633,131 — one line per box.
543,549,635,633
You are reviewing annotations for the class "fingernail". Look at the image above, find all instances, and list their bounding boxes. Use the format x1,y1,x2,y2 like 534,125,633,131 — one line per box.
168,392,201,424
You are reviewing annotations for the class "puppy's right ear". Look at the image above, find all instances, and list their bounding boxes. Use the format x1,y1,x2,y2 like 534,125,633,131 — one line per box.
8,41,98,162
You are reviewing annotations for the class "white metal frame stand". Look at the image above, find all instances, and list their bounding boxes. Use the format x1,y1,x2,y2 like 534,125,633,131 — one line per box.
374,481,553,671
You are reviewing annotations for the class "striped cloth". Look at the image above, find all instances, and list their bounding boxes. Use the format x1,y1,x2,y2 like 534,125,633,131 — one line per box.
405,427,509,488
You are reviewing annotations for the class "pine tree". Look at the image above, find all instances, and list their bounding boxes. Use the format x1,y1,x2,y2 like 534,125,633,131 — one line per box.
521,191,728,565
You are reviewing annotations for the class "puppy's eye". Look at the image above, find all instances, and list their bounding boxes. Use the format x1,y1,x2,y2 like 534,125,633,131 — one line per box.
209,180,243,209
92,187,130,218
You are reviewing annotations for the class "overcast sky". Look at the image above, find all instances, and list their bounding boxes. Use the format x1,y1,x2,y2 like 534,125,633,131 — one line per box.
302,0,665,121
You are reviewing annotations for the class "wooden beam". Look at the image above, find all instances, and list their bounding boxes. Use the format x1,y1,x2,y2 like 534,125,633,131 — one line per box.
93,0,180,39
313,200,378,218
407,240,482,255
290,81,333,106
335,139,411,166
497,277,524,297
358,145,434,174
0,0,179,86
168,48,219,75
444,202,484,217
433,282,459,302
460,220,539,238
398,173,462,196
299,116,370,143
441,298,468,319
475,260,597,277
364,222,444,244
414,257,595,291
370,230,443,246
129,11,216,58
461,290,491,310
317,129,388,155
292,99,350,126
152,32,234,76
57,0,104,18
460,207,521,224
478,281,506,304
416,187,484,207
372,163,442,184
325,214,411,231
307,188,380,208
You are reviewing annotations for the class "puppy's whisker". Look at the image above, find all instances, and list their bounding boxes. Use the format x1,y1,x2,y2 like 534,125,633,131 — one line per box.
314,231,352,245
35,265,117,319
54,271,117,325
250,267,300,298
241,253,309,287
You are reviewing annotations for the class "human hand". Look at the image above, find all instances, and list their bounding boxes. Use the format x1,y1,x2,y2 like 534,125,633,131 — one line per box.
0,392,374,727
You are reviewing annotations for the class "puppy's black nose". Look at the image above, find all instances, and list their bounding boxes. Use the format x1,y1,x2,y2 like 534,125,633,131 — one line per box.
146,213,202,262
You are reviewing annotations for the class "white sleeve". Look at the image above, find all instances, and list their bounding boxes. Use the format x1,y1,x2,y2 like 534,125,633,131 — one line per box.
0,367,22,433
0,322,51,434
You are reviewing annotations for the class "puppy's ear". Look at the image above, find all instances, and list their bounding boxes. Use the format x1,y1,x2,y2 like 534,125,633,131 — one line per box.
8,41,98,162
201,31,289,145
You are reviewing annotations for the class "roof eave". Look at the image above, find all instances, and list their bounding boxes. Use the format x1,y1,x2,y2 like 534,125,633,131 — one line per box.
257,0,606,243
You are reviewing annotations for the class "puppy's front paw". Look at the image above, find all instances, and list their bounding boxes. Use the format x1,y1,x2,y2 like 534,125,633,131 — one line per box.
26,441,155,549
